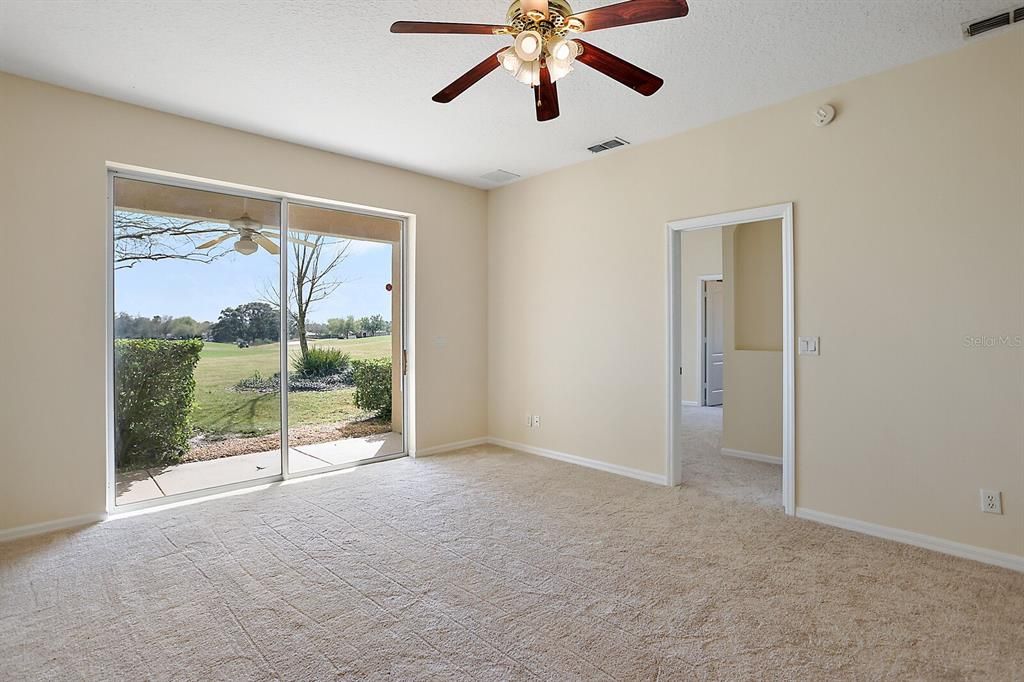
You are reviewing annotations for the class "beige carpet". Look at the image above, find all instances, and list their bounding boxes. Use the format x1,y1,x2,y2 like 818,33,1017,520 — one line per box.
1,445,1021,680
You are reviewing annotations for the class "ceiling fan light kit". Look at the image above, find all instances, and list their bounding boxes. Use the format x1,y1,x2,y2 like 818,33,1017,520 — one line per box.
233,236,259,256
513,30,544,61
391,0,689,121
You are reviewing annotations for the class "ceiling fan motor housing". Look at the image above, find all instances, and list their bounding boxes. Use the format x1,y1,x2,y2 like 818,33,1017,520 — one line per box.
506,0,579,36
506,0,575,24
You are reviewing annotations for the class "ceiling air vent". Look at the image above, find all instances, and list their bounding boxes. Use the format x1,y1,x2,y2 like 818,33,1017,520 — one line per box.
587,137,630,154
480,169,521,184
962,8,1018,38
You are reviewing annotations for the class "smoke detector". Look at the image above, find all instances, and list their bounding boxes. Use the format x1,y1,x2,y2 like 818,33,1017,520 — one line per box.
814,104,836,127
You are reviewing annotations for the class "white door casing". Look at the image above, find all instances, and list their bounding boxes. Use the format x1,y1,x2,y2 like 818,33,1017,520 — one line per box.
666,202,794,515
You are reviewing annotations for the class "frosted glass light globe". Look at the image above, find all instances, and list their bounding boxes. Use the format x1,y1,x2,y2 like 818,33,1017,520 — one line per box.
514,30,543,61
234,238,258,255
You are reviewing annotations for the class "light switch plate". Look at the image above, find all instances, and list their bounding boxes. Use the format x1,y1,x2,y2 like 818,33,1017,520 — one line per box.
798,336,820,355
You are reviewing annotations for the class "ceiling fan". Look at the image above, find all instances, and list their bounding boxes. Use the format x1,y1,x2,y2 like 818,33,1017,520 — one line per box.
391,0,689,121
196,215,316,256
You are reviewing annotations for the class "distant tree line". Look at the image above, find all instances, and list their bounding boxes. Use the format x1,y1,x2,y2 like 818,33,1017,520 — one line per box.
114,313,209,340
116,306,391,344
307,314,391,339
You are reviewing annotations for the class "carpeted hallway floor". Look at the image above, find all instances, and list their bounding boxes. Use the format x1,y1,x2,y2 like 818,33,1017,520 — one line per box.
679,405,782,509
2,445,1021,680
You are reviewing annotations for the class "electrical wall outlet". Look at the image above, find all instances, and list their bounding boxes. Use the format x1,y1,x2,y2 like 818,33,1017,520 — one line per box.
532,415,541,428
980,489,1002,514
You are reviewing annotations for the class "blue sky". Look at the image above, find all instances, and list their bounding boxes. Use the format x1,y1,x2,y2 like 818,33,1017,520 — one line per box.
115,233,394,323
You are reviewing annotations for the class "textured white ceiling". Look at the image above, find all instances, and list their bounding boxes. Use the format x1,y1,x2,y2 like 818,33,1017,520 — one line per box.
0,0,1008,188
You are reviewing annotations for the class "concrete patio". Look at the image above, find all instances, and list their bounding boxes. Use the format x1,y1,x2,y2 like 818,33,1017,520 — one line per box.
115,432,404,505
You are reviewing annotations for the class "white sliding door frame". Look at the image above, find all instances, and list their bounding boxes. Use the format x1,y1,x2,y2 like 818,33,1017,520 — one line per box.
105,164,413,515
666,203,795,514
280,196,291,479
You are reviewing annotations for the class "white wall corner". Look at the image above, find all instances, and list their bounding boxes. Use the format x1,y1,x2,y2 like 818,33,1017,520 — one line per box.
411,437,489,458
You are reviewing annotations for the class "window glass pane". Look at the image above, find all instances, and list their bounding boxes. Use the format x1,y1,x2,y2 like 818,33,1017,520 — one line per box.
112,177,282,504
284,203,404,475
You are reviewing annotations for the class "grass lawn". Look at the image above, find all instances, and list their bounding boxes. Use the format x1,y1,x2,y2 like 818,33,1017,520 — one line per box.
193,335,392,436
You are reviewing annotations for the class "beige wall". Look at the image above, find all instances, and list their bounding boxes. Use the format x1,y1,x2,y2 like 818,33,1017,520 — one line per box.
0,72,488,531
721,223,783,458
680,227,722,403
488,30,1024,556
732,220,783,352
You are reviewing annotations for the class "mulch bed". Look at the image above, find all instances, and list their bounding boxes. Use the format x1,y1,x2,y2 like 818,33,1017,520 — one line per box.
183,417,392,462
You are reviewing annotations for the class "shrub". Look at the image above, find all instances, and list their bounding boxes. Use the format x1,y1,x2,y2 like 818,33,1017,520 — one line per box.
352,357,392,419
292,346,350,378
233,369,277,393
233,369,353,393
114,338,203,470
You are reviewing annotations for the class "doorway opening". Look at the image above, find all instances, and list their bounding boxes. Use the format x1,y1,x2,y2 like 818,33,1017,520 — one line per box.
667,204,794,514
106,168,412,511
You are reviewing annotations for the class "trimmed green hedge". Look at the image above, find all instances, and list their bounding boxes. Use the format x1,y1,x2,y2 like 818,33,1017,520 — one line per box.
352,357,392,420
114,338,203,469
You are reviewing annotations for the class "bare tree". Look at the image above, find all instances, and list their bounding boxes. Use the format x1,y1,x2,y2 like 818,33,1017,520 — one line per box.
261,233,350,358
114,212,231,269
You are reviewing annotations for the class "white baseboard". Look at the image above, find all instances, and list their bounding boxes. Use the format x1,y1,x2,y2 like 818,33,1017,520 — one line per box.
681,400,699,407
721,447,782,465
796,507,1024,573
411,437,489,458
0,513,106,544
488,437,668,485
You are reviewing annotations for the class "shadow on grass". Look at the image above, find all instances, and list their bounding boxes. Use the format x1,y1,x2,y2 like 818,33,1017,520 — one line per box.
199,391,281,437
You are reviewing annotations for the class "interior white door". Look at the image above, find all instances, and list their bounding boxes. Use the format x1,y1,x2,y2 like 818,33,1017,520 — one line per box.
704,279,725,407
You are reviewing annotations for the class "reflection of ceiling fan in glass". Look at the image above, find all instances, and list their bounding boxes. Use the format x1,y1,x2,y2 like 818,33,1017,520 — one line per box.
196,214,316,256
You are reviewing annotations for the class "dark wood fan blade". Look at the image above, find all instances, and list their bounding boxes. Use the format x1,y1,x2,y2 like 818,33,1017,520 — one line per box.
570,0,688,32
533,66,559,121
575,40,663,96
391,21,507,35
432,49,505,103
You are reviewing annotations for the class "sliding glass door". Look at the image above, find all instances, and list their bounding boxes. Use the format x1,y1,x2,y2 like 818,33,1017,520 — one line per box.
284,202,404,475
110,173,405,508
